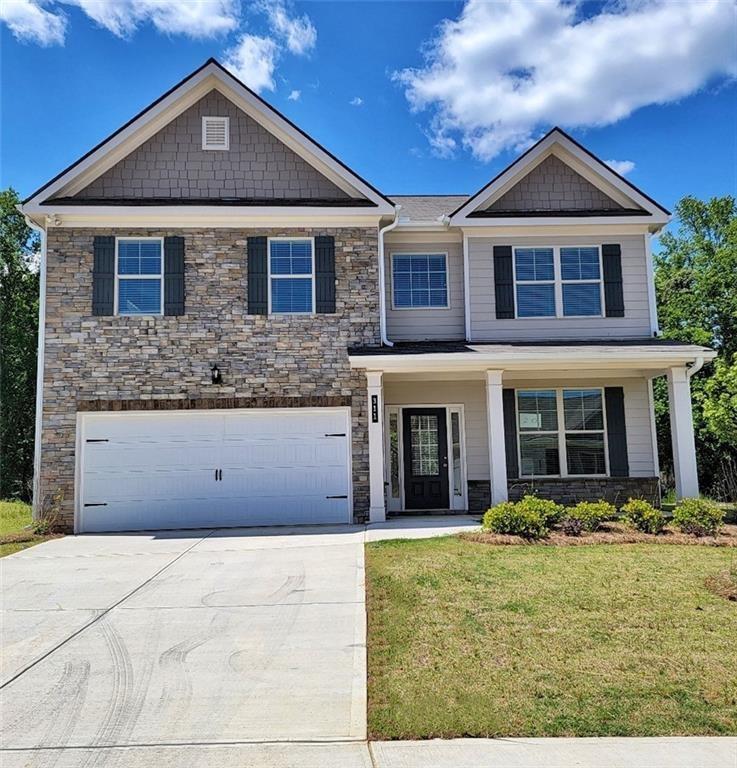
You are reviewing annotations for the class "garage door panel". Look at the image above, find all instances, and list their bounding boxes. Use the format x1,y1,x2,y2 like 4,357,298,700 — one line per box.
79,409,351,532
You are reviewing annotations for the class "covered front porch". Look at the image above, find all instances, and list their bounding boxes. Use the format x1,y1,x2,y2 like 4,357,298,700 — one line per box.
349,341,716,523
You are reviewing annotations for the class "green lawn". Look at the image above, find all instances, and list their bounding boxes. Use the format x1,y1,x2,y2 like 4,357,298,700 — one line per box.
366,537,737,739
0,500,57,557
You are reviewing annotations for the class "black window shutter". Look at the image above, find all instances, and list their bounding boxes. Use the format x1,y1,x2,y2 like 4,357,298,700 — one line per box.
247,236,268,315
315,235,336,313
92,236,115,316
493,246,514,319
164,236,185,316
602,244,625,318
605,387,629,477
502,388,519,479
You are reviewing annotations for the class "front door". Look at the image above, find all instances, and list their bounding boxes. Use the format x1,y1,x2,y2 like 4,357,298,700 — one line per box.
402,408,449,509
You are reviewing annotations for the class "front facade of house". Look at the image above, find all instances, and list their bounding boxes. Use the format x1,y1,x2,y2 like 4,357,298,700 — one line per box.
22,59,714,533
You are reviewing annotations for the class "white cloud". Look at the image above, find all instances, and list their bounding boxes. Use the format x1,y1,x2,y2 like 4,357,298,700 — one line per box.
260,0,315,55
0,0,66,45
63,0,239,38
349,96,363,106
287,89,301,101
395,0,737,161
606,159,635,176
223,33,278,92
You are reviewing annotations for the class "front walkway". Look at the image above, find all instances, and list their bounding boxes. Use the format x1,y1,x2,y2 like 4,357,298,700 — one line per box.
2,517,734,768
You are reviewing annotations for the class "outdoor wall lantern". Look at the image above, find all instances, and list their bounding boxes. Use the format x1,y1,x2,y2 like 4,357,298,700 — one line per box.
210,364,222,385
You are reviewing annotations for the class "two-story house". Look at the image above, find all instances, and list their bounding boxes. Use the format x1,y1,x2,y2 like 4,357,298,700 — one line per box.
21,59,715,533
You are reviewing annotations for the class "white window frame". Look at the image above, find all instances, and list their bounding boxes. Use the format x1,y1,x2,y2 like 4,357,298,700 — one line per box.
114,236,164,317
515,387,610,479
390,252,450,310
267,236,316,316
202,116,230,151
512,245,605,320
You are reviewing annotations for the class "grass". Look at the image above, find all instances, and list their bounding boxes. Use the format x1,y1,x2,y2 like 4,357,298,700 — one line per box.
366,536,737,739
0,500,59,557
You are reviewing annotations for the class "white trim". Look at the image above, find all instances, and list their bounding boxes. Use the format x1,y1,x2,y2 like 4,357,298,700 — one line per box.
644,233,659,336
647,377,660,479
267,236,316,315
450,130,670,229
386,403,468,512
114,236,165,317
201,115,230,150
486,371,509,505
23,64,394,213
667,366,699,499
389,251,450,310
75,405,353,533
367,371,385,522
514,386,610,479
463,232,471,340
512,245,604,320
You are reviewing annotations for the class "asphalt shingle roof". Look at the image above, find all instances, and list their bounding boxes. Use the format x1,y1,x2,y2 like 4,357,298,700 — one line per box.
389,195,470,223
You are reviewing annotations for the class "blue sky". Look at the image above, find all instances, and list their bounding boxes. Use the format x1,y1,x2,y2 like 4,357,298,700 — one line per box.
2,0,736,216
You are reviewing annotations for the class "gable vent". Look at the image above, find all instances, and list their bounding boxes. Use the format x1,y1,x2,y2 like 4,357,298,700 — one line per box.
202,116,229,150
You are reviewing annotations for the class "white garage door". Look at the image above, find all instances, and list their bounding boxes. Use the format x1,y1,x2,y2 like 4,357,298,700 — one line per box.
78,408,352,532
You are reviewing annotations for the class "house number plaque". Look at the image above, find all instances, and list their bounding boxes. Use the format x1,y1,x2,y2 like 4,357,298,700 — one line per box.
371,395,379,423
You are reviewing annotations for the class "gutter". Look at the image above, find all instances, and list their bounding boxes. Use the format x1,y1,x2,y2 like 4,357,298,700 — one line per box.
377,205,401,347
20,210,47,519
686,356,704,379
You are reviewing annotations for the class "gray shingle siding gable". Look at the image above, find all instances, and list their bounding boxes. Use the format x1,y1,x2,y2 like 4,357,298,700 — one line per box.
75,90,351,201
486,154,624,213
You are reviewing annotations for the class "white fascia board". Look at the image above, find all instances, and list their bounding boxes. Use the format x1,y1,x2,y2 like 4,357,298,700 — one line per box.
349,345,716,373
26,205,384,229
461,223,653,238
25,62,393,215
458,215,668,229
450,129,669,226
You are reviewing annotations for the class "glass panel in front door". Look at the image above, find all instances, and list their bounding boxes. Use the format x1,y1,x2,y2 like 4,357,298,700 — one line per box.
410,414,439,476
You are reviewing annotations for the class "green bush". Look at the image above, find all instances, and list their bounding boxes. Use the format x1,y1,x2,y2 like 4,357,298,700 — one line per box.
482,501,548,539
563,500,615,533
621,498,665,534
672,498,724,537
516,494,564,526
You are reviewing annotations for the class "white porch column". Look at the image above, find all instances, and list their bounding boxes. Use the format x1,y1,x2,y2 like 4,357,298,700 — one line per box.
366,371,386,522
486,370,508,506
667,366,699,499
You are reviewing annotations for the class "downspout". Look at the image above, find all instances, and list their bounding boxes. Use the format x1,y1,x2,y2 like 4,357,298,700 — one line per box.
21,211,47,519
378,205,401,347
686,356,704,379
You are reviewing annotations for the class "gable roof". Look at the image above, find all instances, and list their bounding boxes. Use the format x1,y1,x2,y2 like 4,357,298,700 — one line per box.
449,127,669,230
23,58,394,214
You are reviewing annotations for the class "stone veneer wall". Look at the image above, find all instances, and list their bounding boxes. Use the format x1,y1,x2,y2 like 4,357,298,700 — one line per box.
468,477,660,511
40,227,379,529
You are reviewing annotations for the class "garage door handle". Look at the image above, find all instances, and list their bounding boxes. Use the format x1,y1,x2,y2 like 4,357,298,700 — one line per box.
324,433,346,437
214,469,223,481
86,439,109,443
326,495,348,499
84,502,107,507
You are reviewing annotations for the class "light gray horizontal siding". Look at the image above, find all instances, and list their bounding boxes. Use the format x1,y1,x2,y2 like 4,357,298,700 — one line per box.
385,241,465,341
384,376,656,482
469,234,651,340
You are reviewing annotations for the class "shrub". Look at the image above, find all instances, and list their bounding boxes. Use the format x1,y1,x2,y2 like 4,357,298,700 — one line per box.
560,515,584,537
516,494,565,526
621,498,665,534
672,498,724,537
563,500,615,533
482,501,548,539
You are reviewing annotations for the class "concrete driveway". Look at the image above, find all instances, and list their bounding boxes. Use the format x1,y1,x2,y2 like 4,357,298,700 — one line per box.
1,526,368,766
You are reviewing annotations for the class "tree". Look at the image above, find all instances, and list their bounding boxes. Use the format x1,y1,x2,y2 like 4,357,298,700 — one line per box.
0,188,39,501
654,195,737,499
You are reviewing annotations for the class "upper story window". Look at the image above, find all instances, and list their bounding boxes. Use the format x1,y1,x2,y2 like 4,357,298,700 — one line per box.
116,238,163,315
517,388,608,478
269,238,314,314
202,116,229,150
392,254,448,309
513,246,603,318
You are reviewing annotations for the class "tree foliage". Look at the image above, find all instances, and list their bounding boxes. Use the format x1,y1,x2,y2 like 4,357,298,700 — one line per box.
654,195,737,499
0,188,39,501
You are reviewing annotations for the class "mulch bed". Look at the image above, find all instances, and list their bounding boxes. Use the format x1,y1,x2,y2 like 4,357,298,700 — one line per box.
462,521,737,547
